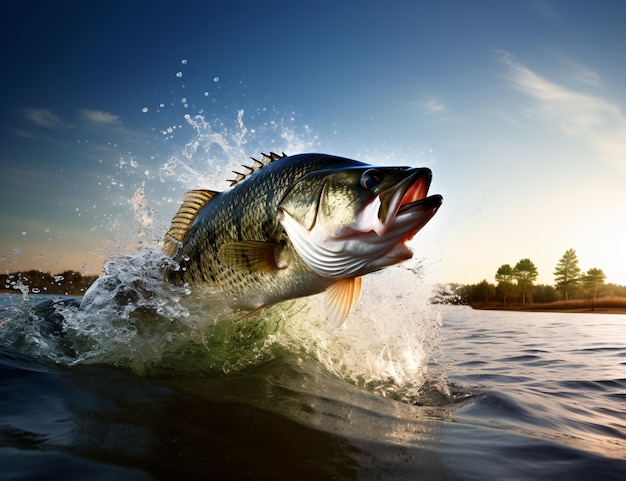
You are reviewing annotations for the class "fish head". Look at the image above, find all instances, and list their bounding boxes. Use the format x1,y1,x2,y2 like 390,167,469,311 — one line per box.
278,163,443,278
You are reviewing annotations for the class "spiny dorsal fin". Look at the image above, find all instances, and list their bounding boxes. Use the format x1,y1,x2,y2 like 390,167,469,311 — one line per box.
227,152,287,187
325,277,362,328
162,189,218,257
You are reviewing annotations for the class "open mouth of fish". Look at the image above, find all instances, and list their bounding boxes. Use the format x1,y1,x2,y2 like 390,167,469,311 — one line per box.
388,168,442,235
336,167,442,273
350,167,442,242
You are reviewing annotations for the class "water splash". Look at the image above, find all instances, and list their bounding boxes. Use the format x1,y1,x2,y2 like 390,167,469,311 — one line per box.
130,183,155,238
1,103,444,401
74,252,441,400
158,108,319,193
0,247,442,402
274,256,444,401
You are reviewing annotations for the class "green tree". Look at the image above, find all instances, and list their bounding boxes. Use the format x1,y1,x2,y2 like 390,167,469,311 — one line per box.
554,248,581,301
495,264,516,307
583,268,606,311
532,284,558,303
514,258,538,305
472,279,496,304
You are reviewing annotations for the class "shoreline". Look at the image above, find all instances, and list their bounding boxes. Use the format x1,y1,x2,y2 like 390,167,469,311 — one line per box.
471,305,626,315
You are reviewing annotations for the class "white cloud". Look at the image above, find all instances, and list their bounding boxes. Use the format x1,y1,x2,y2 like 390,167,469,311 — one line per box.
499,53,626,173
412,96,447,115
22,108,69,128
80,109,120,124
560,56,602,86
13,128,42,139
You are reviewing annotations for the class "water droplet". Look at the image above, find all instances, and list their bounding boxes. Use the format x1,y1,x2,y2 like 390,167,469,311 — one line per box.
204,91,209,97
160,103,165,108
13,248,20,255
21,231,26,236
181,97,187,103
176,71,183,78
213,76,220,83
45,228,50,233
141,107,149,113
181,59,188,65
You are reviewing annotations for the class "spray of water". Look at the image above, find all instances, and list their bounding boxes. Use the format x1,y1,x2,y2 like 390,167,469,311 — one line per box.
0,105,444,402
275,257,444,400
11,248,441,403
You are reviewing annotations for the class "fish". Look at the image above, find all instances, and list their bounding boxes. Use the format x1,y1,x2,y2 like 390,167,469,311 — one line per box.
162,152,442,326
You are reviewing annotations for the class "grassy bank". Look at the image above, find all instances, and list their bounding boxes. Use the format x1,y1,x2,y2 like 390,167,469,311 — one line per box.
471,297,626,314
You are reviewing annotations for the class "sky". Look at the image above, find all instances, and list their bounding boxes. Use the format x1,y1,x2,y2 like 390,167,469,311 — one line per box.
1,0,625,286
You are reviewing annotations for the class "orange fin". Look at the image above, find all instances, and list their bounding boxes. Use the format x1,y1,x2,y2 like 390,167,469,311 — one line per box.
324,277,362,328
162,189,218,257
218,241,288,272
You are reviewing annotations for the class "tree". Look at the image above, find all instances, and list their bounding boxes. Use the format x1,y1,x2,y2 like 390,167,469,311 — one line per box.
514,258,538,305
554,248,581,301
532,284,558,303
495,264,517,307
473,279,496,305
583,268,606,311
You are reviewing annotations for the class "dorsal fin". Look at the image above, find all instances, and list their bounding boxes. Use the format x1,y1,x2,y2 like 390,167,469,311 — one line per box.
162,189,218,257
227,152,287,187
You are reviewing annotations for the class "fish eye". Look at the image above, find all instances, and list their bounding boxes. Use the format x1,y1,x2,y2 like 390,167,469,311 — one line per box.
360,169,381,190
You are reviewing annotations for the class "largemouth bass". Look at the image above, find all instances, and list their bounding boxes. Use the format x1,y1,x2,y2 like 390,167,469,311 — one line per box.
163,153,442,326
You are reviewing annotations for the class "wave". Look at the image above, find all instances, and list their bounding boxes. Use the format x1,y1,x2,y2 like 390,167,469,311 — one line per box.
0,246,445,403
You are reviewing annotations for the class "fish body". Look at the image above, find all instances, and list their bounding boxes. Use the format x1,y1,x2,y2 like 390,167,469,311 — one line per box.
163,153,442,326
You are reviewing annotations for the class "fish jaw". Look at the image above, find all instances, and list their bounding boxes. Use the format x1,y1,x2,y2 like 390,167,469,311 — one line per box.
355,193,443,271
279,167,442,279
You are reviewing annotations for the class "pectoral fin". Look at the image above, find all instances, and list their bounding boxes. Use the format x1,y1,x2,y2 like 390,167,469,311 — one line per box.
325,277,362,328
218,241,288,272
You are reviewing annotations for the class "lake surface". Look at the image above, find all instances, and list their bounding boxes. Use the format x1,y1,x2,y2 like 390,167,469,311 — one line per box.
1,287,626,480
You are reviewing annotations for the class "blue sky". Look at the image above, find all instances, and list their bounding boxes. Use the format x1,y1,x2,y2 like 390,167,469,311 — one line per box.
2,0,625,286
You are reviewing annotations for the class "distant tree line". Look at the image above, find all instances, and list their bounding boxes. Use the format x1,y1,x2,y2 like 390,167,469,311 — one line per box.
0,270,98,296
433,249,626,309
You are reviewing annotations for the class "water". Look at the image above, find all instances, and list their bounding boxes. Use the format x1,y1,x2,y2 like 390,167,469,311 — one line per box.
3,84,625,479
1,289,625,481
